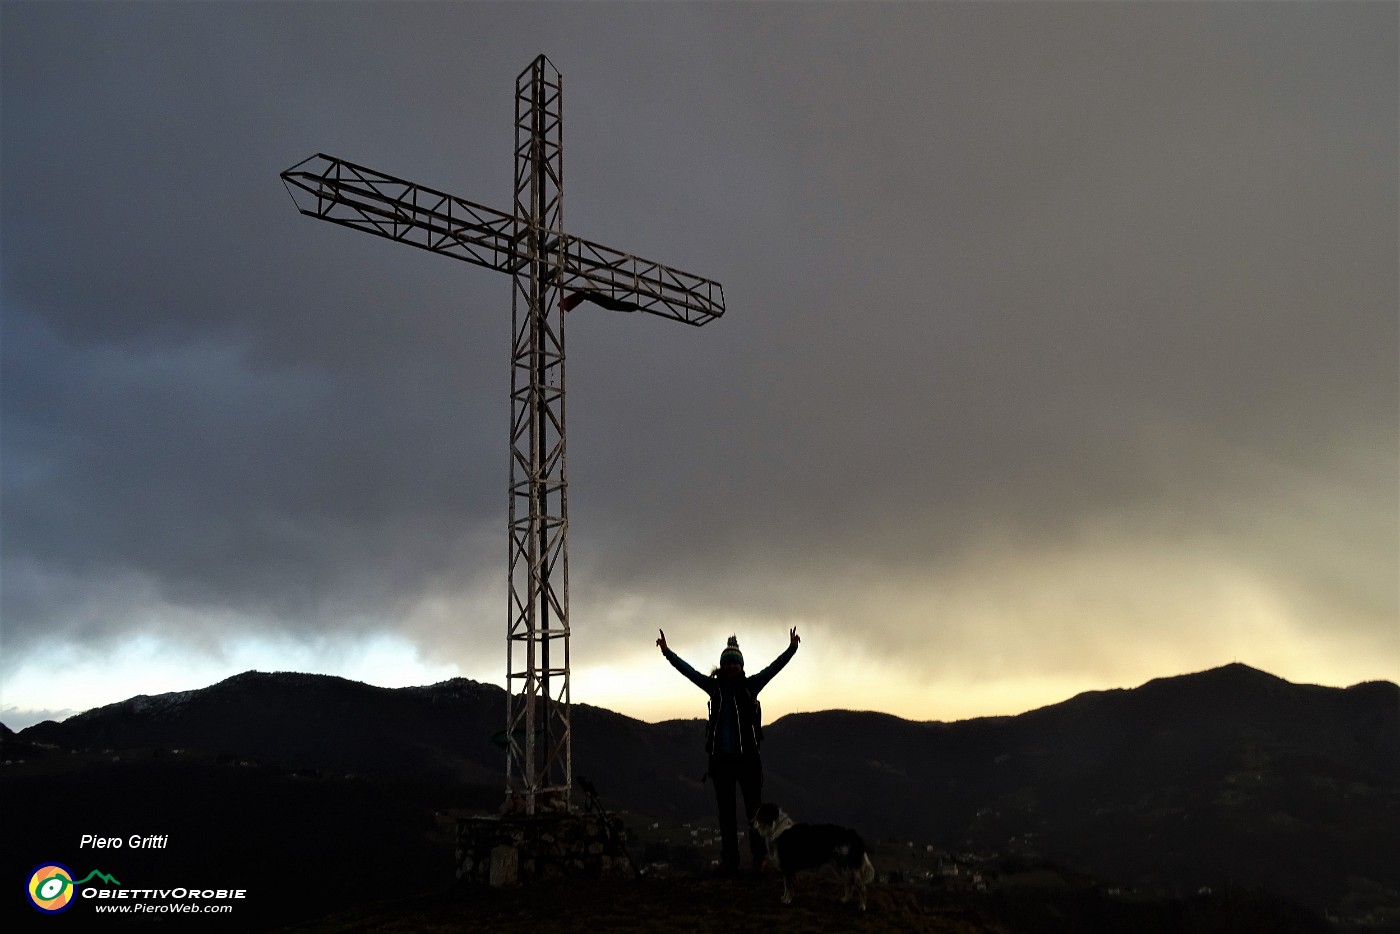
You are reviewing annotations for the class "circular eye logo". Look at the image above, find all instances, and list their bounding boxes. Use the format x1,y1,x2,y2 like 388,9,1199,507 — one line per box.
27,863,77,914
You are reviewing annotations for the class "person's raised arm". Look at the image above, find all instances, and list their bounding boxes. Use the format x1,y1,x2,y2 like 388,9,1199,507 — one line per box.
658,630,712,692
749,627,800,693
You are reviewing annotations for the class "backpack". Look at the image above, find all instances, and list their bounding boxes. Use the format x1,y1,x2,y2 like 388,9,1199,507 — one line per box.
705,679,763,754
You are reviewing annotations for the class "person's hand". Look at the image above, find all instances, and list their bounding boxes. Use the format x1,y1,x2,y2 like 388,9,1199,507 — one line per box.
790,626,801,647
656,629,668,652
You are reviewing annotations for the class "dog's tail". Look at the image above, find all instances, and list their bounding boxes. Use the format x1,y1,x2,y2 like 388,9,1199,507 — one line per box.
858,852,875,885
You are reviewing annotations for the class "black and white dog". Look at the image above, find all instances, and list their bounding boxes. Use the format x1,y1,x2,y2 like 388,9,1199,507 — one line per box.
751,803,875,910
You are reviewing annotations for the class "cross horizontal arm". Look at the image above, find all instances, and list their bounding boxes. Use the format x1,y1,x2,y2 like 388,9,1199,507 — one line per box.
556,236,724,326
282,153,725,326
281,154,521,274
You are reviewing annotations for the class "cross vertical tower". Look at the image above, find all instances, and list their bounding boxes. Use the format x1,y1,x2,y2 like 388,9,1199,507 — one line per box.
508,57,569,806
280,55,724,814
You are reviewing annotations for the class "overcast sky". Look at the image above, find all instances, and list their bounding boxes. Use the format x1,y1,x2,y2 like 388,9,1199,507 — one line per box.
2,1,1395,731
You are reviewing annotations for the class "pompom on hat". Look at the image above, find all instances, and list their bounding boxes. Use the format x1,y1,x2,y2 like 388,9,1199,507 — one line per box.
719,635,744,667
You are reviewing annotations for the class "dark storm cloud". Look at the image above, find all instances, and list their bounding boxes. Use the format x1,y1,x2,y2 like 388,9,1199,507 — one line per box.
1,1,518,652
2,2,1395,700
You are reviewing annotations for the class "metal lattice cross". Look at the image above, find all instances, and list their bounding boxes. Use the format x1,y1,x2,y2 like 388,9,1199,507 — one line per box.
281,55,724,813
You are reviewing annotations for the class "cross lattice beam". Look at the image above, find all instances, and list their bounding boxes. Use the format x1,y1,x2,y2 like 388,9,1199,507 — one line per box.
280,54,723,815
281,157,725,326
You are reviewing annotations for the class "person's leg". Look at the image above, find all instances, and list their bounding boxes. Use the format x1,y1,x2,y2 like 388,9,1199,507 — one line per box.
709,755,740,872
738,754,766,866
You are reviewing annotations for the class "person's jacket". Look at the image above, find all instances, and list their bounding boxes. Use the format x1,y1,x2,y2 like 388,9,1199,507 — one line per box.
663,643,797,755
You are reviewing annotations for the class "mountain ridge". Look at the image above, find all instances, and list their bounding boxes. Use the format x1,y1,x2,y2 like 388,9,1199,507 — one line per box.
5,662,1397,924
9,659,1380,726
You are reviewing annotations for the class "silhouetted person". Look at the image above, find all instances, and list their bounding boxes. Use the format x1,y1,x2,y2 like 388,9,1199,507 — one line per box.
657,627,800,874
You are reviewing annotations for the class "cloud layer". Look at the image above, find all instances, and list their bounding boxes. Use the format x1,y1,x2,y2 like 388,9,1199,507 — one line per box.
2,2,1395,723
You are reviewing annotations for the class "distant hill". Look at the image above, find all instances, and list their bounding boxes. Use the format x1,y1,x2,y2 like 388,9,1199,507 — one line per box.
763,664,1399,916
17,670,511,785
5,663,1396,928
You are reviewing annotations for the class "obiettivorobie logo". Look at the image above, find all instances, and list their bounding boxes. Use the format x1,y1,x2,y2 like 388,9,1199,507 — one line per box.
26,862,249,917
26,863,121,914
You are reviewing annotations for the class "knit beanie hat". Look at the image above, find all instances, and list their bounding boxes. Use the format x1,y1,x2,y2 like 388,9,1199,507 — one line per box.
719,635,744,667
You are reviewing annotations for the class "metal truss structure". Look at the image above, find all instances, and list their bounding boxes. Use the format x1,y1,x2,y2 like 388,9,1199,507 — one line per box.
281,55,724,813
